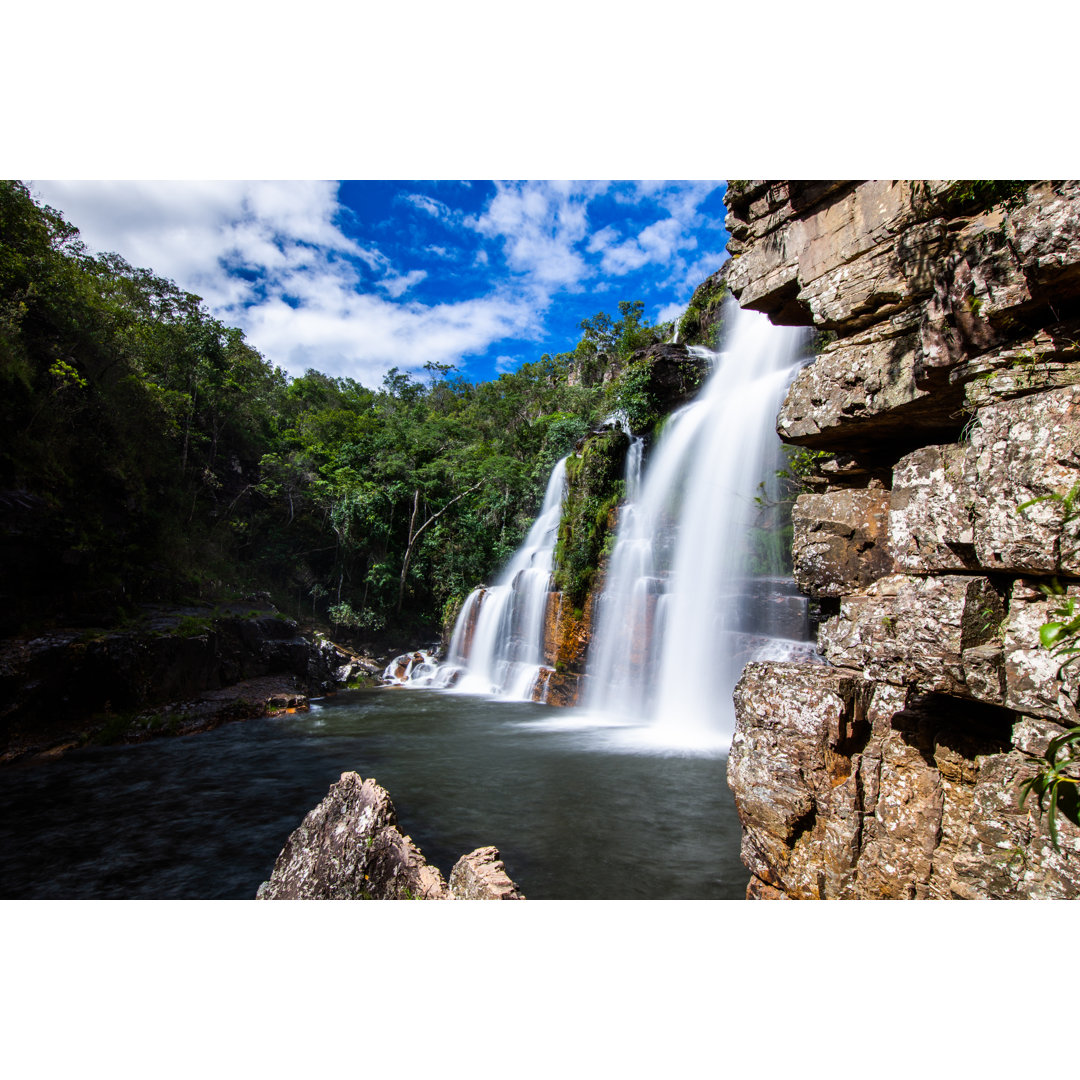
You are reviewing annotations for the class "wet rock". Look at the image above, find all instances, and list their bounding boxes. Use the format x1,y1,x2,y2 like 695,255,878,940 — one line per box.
542,589,595,679
0,604,345,762
257,772,526,901
791,489,892,597
448,846,525,900
818,573,1005,697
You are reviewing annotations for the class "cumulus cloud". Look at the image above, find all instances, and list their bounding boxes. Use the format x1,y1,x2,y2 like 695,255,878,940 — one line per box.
26,179,727,384
656,301,686,325
27,180,543,383
466,180,609,288
495,355,518,374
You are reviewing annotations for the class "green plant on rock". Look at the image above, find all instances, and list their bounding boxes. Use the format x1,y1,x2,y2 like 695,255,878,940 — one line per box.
611,358,657,433
1018,724,1080,852
677,277,726,349
552,431,627,607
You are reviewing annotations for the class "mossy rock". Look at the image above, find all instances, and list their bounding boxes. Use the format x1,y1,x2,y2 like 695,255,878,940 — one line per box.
553,430,628,607
677,270,727,349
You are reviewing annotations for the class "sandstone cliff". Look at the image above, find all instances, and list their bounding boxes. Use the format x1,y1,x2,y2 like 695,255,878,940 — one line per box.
725,180,1080,898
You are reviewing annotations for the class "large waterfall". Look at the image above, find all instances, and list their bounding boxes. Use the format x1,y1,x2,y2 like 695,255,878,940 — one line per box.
397,456,568,699
390,300,815,752
584,301,813,748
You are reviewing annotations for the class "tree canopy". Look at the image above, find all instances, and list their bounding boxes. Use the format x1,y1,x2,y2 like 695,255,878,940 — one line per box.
0,181,676,642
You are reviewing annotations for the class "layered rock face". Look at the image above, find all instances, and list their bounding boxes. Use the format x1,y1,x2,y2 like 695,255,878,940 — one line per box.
725,181,1080,898
257,772,524,900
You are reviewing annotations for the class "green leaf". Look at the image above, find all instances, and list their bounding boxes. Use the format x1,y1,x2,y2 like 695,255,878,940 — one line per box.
1047,784,1061,850
1040,622,1066,648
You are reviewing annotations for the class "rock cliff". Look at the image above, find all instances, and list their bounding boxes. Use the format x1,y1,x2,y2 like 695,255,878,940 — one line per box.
725,180,1080,898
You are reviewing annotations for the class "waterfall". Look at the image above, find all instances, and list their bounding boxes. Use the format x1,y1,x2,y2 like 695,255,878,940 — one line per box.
406,456,569,698
584,300,814,748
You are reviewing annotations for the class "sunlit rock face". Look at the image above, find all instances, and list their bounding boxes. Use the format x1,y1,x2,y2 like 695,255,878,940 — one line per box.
726,181,1080,898
730,664,1080,899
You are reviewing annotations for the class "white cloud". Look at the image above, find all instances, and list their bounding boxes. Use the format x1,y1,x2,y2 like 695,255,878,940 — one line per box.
586,225,619,253
656,301,686,325
378,268,428,298
466,180,609,288
402,193,454,221
24,179,727,385
27,180,545,383
495,355,517,374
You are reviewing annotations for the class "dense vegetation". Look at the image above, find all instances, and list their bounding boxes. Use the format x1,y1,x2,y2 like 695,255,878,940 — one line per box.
0,181,687,643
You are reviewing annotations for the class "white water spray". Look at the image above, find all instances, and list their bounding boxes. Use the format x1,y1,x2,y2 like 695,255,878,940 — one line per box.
584,301,812,748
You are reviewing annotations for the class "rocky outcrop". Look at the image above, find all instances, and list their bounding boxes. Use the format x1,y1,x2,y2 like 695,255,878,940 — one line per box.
257,772,525,900
732,663,1079,898
0,602,360,762
726,181,1080,898
447,846,525,900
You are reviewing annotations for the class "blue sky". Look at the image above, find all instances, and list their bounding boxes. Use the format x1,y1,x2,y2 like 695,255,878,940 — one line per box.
29,180,729,386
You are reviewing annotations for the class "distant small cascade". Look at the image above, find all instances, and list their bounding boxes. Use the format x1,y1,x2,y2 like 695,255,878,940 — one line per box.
605,409,644,501
382,650,440,685
402,456,569,698
585,300,816,748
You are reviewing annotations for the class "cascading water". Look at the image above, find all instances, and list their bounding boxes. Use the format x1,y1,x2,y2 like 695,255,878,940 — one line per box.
412,456,569,699
585,299,815,749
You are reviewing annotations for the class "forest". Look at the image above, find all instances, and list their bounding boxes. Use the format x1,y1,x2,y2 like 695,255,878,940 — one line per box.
0,180,704,644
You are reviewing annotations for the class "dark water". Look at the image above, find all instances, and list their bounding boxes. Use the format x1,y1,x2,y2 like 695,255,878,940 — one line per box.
0,689,748,899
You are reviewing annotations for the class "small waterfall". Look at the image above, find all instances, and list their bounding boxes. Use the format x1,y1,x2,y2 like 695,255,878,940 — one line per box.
411,456,569,698
585,300,813,748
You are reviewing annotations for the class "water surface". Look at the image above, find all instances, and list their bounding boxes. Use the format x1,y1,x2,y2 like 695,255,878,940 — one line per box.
0,689,748,899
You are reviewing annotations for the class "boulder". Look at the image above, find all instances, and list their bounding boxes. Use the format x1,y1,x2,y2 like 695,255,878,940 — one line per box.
257,772,526,900
448,846,525,900
257,772,449,900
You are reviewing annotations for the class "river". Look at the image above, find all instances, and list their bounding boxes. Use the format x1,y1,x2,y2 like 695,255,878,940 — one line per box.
0,688,748,899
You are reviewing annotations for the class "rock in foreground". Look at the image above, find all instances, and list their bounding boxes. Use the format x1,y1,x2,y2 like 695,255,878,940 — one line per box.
256,772,525,900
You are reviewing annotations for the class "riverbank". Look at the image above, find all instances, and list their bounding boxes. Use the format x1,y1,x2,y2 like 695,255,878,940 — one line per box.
0,602,386,765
